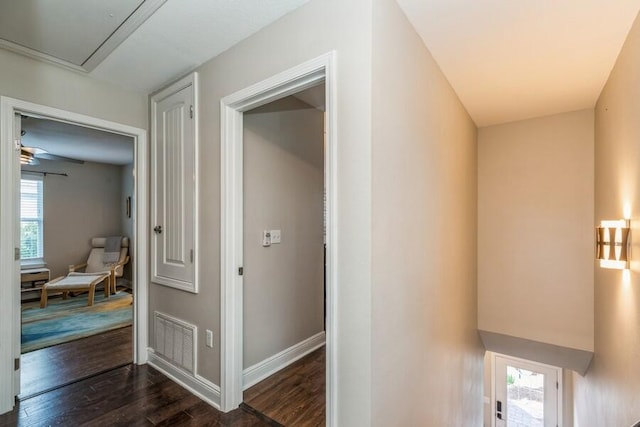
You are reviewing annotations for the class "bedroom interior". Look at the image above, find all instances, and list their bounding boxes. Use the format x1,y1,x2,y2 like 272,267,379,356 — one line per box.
18,117,136,398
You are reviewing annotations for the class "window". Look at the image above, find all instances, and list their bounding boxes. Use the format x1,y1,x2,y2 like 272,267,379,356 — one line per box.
20,175,43,261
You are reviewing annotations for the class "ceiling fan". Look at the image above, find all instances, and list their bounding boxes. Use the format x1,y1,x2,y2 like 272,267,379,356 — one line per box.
19,130,84,165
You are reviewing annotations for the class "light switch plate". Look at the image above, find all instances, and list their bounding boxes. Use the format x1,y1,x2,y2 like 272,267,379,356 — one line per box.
271,229,281,244
206,330,213,348
262,230,271,247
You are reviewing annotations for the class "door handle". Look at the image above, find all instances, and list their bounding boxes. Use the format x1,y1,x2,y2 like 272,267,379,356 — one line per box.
153,225,163,234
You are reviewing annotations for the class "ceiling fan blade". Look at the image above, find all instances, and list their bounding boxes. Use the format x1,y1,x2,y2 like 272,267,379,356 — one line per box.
20,143,47,155
35,153,84,164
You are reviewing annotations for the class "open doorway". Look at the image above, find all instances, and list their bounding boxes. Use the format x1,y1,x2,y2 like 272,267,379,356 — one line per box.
240,84,326,425
17,115,135,398
219,53,337,424
490,353,563,427
0,96,149,413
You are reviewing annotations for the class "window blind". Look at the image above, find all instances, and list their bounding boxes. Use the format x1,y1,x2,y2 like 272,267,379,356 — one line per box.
20,176,43,260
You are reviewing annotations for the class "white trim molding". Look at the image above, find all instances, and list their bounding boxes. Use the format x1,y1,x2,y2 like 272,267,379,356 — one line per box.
148,349,221,410
0,97,149,414
220,51,338,427
243,332,326,390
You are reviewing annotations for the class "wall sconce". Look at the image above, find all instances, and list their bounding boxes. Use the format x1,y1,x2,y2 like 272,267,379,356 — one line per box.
596,219,631,269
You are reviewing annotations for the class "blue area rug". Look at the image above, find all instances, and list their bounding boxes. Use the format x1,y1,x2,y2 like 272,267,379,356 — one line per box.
21,292,133,353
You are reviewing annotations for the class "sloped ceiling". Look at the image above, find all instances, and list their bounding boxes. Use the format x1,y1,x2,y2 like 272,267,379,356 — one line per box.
396,0,640,126
21,116,134,165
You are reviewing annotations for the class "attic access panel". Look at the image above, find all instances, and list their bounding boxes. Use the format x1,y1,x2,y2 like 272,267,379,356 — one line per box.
0,0,166,72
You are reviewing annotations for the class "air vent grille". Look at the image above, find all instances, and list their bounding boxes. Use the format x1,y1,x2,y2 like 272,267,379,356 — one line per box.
154,311,196,373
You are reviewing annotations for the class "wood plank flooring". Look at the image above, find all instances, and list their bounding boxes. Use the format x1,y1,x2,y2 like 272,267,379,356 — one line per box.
1,364,271,427
20,325,133,399
243,347,325,426
3,324,325,426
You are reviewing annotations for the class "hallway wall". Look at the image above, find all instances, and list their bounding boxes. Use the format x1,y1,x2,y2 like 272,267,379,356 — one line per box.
0,49,147,128
243,97,325,369
371,0,483,424
573,11,640,427
478,109,595,352
147,0,375,423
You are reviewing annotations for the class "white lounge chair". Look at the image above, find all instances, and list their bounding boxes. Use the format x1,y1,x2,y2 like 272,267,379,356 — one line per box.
68,237,130,295
39,237,130,308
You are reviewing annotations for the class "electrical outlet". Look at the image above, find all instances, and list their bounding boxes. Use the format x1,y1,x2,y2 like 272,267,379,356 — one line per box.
271,229,281,244
206,330,213,348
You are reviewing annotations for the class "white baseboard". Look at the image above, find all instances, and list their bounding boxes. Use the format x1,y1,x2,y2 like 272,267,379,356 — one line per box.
147,349,221,409
243,331,326,390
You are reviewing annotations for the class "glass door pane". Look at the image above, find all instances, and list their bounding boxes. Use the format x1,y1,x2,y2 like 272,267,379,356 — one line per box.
506,365,544,427
494,354,560,427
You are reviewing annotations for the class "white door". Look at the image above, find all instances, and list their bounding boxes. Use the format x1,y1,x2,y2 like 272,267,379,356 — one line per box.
494,355,561,427
13,113,21,397
151,74,197,292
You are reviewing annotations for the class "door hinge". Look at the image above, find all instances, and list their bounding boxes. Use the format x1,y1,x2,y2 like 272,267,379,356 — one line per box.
14,247,20,261
190,105,194,119
238,267,243,276
14,140,21,151
190,249,194,263
556,381,559,389
14,358,19,371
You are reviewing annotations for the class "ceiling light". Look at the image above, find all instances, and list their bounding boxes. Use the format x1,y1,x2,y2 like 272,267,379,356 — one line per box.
20,148,35,165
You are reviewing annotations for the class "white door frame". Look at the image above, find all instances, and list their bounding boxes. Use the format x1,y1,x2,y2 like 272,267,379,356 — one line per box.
0,96,150,414
220,52,337,425
491,353,563,427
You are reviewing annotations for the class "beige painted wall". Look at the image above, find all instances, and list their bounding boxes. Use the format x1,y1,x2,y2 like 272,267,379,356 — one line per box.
573,12,640,427
243,97,324,368
0,49,147,129
120,163,134,282
371,0,483,424
147,0,373,422
478,109,595,352
22,160,125,279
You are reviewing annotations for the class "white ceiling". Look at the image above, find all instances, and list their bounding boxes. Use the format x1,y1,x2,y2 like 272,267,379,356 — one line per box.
396,0,640,126
0,0,168,72
294,83,326,112
0,0,142,66
2,0,639,128
21,116,134,165
90,0,310,93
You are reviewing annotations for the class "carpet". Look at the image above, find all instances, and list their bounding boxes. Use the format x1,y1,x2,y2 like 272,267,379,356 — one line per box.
21,292,133,353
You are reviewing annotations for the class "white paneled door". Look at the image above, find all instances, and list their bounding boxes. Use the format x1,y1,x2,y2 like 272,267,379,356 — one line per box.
494,355,561,427
151,73,197,292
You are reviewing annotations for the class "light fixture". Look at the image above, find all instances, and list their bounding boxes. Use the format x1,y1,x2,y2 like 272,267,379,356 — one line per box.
596,219,630,269
20,147,35,165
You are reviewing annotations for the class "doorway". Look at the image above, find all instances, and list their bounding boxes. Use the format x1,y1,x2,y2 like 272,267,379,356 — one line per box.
0,96,149,413
240,84,326,424
492,354,562,427
219,53,337,425
17,114,135,398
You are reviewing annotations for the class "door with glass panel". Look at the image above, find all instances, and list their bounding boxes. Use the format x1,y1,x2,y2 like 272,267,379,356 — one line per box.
494,354,561,427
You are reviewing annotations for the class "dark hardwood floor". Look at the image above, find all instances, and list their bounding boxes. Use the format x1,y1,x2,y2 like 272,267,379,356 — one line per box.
243,347,325,426
20,325,133,399
3,323,324,426
1,364,271,427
